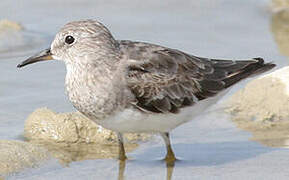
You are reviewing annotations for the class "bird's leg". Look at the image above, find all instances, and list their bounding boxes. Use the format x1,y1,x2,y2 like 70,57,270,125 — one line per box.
118,159,126,180
160,132,176,164
117,132,127,161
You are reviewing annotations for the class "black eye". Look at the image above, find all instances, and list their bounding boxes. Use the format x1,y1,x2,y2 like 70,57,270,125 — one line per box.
65,35,75,44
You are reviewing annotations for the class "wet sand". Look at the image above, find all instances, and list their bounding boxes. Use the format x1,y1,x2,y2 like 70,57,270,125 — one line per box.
271,0,289,11
0,140,51,176
0,108,151,176
24,108,151,144
24,108,151,165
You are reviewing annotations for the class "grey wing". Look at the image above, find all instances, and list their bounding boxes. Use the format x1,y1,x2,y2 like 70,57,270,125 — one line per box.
119,40,275,114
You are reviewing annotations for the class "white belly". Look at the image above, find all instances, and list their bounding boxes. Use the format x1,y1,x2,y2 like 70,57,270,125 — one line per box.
96,91,227,133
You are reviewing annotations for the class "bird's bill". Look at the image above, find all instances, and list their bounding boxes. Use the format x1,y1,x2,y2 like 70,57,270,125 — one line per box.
17,48,53,68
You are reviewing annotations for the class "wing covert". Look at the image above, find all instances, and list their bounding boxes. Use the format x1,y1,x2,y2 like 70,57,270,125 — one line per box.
120,41,222,113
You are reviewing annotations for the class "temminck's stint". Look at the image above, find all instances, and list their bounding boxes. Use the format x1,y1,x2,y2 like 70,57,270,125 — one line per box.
17,20,275,162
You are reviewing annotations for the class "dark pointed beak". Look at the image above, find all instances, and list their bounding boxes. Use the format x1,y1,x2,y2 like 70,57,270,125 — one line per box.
17,48,53,68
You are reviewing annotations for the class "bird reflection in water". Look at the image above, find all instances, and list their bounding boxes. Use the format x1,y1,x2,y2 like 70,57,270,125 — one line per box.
118,160,126,180
117,159,175,180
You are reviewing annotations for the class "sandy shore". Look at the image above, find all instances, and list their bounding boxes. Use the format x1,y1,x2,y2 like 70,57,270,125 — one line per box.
0,140,51,176
271,0,289,12
226,67,289,147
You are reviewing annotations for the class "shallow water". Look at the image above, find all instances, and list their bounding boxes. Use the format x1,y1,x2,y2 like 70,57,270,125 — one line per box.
1,0,289,179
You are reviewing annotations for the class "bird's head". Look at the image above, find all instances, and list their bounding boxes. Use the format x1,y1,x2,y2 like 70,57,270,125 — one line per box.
17,19,119,68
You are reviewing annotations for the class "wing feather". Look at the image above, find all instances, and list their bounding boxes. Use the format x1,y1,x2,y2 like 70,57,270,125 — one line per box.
118,40,275,114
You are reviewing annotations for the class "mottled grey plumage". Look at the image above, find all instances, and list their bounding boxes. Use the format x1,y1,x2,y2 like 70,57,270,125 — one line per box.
118,40,274,114
17,20,276,161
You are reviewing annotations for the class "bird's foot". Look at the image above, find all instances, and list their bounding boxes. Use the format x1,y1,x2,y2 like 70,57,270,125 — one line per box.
164,154,177,166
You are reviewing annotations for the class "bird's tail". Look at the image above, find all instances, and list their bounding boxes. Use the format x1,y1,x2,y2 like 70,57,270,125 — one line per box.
211,57,276,88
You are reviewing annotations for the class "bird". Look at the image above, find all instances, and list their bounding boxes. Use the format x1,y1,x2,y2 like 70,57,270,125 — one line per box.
17,20,275,162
